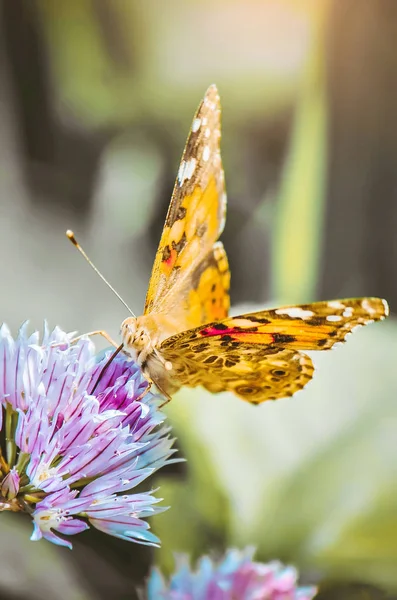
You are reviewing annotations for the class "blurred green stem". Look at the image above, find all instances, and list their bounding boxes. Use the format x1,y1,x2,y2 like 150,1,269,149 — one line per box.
5,404,17,467
271,14,328,303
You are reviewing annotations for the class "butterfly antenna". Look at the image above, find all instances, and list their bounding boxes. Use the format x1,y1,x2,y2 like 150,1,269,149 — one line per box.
66,230,136,318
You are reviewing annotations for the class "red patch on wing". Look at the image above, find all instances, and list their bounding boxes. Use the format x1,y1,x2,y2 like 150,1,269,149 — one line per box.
199,325,274,345
200,325,240,337
162,247,178,275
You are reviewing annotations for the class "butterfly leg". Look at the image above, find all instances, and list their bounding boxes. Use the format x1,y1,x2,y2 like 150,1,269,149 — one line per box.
140,371,172,407
51,330,119,349
155,377,172,406
141,373,172,407
157,388,172,408
134,381,153,402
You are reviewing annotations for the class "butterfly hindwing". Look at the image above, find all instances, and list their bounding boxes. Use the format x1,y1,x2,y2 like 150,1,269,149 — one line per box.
144,85,227,330
171,241,230,330
148,241,230,332
161,341,314,404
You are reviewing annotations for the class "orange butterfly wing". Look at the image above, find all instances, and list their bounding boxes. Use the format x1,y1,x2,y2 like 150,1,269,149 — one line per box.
144,85,228,330
182,241,230,328
193,298,389,349
162,343,315,404
160,297,388,403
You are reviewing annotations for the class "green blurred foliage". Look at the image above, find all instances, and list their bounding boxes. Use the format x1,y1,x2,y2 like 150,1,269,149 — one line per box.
270,16,328,302
38,0,141,126
154,412,231,574
315,583,396,599
157,319,397,592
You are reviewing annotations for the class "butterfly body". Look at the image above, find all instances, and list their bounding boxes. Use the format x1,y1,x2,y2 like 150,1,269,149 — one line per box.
121,314,183,397
119,85,388,404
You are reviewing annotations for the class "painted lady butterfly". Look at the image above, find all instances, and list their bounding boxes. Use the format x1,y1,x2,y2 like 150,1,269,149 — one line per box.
119,86,389,403
73,86,389,404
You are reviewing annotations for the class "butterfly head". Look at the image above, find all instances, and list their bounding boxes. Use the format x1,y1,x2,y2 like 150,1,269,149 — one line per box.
121,316,154,360
121,315,175,399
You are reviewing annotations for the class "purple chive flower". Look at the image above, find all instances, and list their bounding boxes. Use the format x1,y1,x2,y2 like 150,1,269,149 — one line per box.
147,548,317,600
0,323,178,549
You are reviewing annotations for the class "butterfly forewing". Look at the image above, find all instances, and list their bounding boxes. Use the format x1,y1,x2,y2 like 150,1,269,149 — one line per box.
144,85,227,331
193,297,389,349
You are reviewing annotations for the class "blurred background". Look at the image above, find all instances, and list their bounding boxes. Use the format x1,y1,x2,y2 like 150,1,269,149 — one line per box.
0,1,397,598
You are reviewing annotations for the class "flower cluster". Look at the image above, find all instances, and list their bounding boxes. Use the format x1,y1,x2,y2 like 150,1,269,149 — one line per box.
147,547,317,600
0,323,177,549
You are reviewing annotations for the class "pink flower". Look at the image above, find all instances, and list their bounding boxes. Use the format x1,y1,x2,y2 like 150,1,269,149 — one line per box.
147,548,317,600
0,324,177,548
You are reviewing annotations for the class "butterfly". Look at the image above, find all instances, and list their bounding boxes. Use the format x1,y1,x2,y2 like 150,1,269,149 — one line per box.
114,85,389,404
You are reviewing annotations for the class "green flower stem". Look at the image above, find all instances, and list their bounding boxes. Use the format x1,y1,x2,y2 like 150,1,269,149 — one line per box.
0,447,9,475
15,452,30,474
5,404,18,468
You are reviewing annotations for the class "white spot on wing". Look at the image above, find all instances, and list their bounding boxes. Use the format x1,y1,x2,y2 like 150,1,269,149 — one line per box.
361,299,377,315
218,192,227,233
327,301,345,309
326,315,342,322
275,307,314,319
185,157,196,180
177,160,186,186
202,146,210,162
382,299,389,317
205,127,211,138
178,158,196,186
192,117,201,132
204,99,216,110
342,307,353,317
